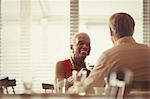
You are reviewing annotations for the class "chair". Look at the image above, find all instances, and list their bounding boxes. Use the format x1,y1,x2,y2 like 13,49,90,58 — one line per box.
5,79,16,94
42,83,54,93
104,68,133,99
0,77,16,94
0,77,9,94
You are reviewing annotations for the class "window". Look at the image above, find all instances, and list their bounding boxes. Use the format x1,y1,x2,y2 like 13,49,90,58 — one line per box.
1,0,70,93
0,0,147,94
143,0,150,45
79,0,143,63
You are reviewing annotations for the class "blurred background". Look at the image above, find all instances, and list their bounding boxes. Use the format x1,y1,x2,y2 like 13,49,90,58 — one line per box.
0,0,149,94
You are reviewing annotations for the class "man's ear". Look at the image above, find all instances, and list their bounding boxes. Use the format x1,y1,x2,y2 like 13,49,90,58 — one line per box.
70,44,73,50
70,44,74,53
109,27,113,36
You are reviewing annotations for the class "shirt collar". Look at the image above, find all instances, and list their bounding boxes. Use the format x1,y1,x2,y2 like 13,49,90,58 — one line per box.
115,36,136,45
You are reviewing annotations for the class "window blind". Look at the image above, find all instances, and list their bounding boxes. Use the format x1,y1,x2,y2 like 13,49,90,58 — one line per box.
1,0,23,94
70,0,79,44
20,0,32,93
143,0,150,45
0,0,70,94
0,0,146,94
0,0,1,75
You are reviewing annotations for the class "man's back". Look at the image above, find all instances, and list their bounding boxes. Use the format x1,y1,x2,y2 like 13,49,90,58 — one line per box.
104,36,150,82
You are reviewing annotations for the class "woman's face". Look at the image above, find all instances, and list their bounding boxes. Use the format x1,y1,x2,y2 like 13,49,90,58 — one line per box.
73,34,91,59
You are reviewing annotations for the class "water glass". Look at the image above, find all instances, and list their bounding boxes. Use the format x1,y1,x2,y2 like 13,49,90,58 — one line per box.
23,81,32,94
56,78,66,93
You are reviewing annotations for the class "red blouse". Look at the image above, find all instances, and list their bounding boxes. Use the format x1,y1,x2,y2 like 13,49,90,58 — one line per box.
63,59,72,78
63,59,91,79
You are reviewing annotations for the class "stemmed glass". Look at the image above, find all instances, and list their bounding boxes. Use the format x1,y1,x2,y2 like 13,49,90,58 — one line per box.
23,76,33,94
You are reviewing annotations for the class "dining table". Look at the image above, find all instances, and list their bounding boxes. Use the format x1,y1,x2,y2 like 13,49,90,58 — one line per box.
0,92,149,99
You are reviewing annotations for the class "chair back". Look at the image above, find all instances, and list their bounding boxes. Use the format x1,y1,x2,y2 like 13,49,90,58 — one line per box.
104,68,133,99
42,83,54,93
0,77,9,94
0,77,16,94
5,79,16,94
